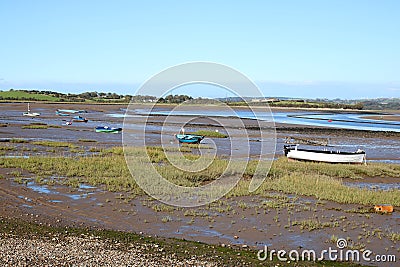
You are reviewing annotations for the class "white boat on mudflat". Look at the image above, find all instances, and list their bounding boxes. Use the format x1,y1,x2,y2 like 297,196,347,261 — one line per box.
22,103,40,117
284,145,366,164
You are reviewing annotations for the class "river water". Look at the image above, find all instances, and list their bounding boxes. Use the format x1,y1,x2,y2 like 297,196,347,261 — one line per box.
129,107,400,133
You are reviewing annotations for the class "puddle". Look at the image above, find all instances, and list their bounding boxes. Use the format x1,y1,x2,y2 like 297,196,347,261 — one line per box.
68,193,92,200
79,184,96,190
344,182,400,191
27,182,53,194
26,181,99,200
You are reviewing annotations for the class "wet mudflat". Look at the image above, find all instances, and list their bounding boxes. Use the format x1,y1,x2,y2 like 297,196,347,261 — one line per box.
1,102,399,266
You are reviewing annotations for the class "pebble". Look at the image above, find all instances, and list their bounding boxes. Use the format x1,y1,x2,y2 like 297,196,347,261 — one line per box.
0,235,219,266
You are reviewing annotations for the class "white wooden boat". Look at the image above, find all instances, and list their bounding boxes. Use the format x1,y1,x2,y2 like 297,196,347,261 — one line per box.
284,145,366,164
22,103,40,117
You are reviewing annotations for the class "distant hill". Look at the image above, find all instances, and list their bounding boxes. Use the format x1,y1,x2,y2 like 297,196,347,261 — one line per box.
0,90,60,101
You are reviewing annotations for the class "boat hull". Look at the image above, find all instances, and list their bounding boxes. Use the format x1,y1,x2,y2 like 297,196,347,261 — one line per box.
95,127,122,133
284,146,366,164
175,134,204,144
72,116,88,122
23,112,40,117
56,111,70,116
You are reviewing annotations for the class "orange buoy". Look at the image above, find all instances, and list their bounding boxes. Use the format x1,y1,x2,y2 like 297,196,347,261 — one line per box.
374,204,394,213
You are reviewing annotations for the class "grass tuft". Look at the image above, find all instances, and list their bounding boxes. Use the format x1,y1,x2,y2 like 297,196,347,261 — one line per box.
190,130,227,138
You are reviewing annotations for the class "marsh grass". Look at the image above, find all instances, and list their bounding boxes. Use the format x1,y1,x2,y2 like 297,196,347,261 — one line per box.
151,204,175,212
31,141,78,148
344,208,372,214
253,173,400,206
22,124,62,129
189,130,227,138
0,146,15,151
270,157,400,179
183,209,208,217
292,219,336,231
1,145,400,205
22,125,49,129
10,138,28,143
388,231,400,242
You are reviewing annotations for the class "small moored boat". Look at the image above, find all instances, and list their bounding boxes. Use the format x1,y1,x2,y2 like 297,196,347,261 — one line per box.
284,145,366,164
95,126,122,133
175,134,204,144
23,103,40,117
72,116,88,122
57,109,87,114
56,110,70,116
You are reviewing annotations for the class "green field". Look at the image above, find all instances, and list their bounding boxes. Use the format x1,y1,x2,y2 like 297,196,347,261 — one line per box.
0,90,60,101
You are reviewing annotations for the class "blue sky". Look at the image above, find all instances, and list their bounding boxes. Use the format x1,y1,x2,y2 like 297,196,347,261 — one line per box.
0,0,399,99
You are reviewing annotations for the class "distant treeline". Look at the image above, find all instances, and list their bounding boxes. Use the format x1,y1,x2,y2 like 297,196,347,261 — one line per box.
1,89,398,110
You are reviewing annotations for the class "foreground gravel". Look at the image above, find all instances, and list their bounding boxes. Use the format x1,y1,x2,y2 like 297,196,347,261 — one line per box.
0,235,219,267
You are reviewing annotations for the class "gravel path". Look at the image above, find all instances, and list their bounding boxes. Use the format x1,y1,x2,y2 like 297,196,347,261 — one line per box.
0,235,219,267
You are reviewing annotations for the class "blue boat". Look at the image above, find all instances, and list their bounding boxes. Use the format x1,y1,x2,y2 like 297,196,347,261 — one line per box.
56,110,70,116
95,126,122,133
175,134,204,144
57,109,87,114
72,116,88,122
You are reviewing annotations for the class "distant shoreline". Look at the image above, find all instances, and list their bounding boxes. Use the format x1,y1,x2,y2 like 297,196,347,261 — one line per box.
1,100,399,114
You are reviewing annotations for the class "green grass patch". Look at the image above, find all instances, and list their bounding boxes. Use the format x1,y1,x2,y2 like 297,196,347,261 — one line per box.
0,146,15,151
10,138,28,143
22,125,49,129
22,122,62,129
190,130,227,138
0,90,60,101
254,173,400,206
292,219,336,231
31,141,78,148
387,231,400,242
270,157,400,179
